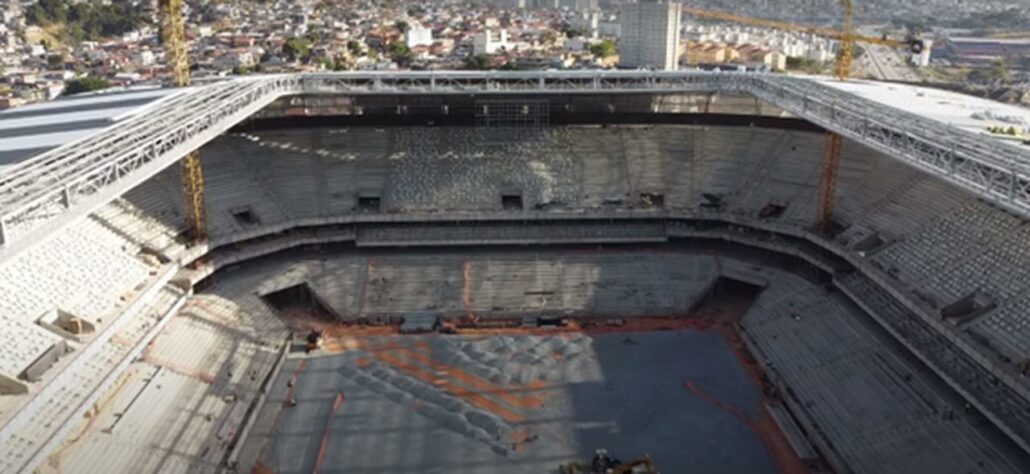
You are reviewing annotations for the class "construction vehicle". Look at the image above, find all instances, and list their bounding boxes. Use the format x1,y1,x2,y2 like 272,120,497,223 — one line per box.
558,449,657,474
305,329,322,353
685,2,925,233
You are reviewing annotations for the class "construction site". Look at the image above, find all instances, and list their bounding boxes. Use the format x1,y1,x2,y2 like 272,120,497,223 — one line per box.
231,246,790,473
2,3,1030,471
1,73,1030,471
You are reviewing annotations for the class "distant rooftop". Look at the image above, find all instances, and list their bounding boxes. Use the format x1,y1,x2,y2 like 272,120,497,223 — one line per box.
0,87,181,172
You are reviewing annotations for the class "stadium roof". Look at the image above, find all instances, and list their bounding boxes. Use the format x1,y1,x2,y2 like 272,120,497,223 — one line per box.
0,71,1029,266
2,74,1026,171
0,88,180,172
818,78,1030,149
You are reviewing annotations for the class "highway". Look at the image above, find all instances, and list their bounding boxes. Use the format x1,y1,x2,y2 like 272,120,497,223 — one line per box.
854,27,922,82
862,44,921,82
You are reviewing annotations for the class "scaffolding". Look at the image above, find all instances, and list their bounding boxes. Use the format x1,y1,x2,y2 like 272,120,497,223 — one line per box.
474,99,551,146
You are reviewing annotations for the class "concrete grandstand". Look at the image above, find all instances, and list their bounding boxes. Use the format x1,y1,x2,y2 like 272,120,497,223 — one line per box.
0,71,1029,473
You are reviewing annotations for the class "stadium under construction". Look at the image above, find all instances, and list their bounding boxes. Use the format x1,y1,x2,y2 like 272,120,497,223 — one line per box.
1,71,1030,473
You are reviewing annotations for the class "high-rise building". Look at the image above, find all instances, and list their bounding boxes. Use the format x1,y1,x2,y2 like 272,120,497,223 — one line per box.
619,0,682,70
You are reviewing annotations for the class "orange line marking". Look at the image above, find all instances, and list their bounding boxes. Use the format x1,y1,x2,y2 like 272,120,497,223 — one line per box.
314,392,345,474
684,379,808,474
251,461,275,474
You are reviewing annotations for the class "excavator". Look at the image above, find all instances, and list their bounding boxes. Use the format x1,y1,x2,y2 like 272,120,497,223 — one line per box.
558,449,657,474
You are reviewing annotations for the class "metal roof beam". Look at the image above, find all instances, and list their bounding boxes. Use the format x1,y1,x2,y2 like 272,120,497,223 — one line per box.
0,71,1028,265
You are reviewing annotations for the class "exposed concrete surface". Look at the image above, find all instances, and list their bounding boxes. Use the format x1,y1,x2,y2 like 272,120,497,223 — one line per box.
244,331,776,474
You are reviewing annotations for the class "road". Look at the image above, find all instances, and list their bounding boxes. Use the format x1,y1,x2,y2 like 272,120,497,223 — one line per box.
859,43,922,82
853,26,922,82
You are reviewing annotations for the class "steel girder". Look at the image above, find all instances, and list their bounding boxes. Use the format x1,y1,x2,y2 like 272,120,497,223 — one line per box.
747,76,1030,216
1,71,1028,264
0,75,299,260
299,70,753,94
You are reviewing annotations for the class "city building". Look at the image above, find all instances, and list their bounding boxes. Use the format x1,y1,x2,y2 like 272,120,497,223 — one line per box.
686,42,726,64
473,29,511,55
943,37,1030,65
406,22,434,48
619,0,681,70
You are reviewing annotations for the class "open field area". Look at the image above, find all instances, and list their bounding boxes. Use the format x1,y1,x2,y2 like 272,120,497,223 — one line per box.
241,330,778,474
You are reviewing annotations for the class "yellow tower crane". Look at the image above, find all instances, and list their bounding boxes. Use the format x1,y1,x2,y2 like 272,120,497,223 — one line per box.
158,0,206,241
685,2,920,233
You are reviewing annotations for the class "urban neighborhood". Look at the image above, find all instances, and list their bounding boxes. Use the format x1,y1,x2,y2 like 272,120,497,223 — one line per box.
0,0,1028,109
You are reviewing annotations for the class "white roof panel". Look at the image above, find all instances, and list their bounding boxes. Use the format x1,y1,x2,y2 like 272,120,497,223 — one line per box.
816,77,1030,150
0,88,174,115
0,87,182,169
0,106,143,132
0,127,108,152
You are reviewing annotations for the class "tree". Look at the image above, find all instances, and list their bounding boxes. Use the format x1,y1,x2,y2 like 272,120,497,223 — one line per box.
346,40,363,56
969,59,1012,85
785,56,826,74
283,37,312,62
464,54,494,70
589,39,617,58
46,54,64,67
27,0,145,42
990,59,1012,84
28,4,48,26
564,27,585,39
954,8,1028,30
390,42,413,65
63,76,110,96
395,20,409,34
540,31,559,47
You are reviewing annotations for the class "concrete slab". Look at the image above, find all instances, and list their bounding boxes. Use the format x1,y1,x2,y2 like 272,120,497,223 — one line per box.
244,331,776,474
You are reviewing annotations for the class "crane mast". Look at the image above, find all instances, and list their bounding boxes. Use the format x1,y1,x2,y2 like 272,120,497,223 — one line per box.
820,0,853,233
159,0,207,241
687,1,883,233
